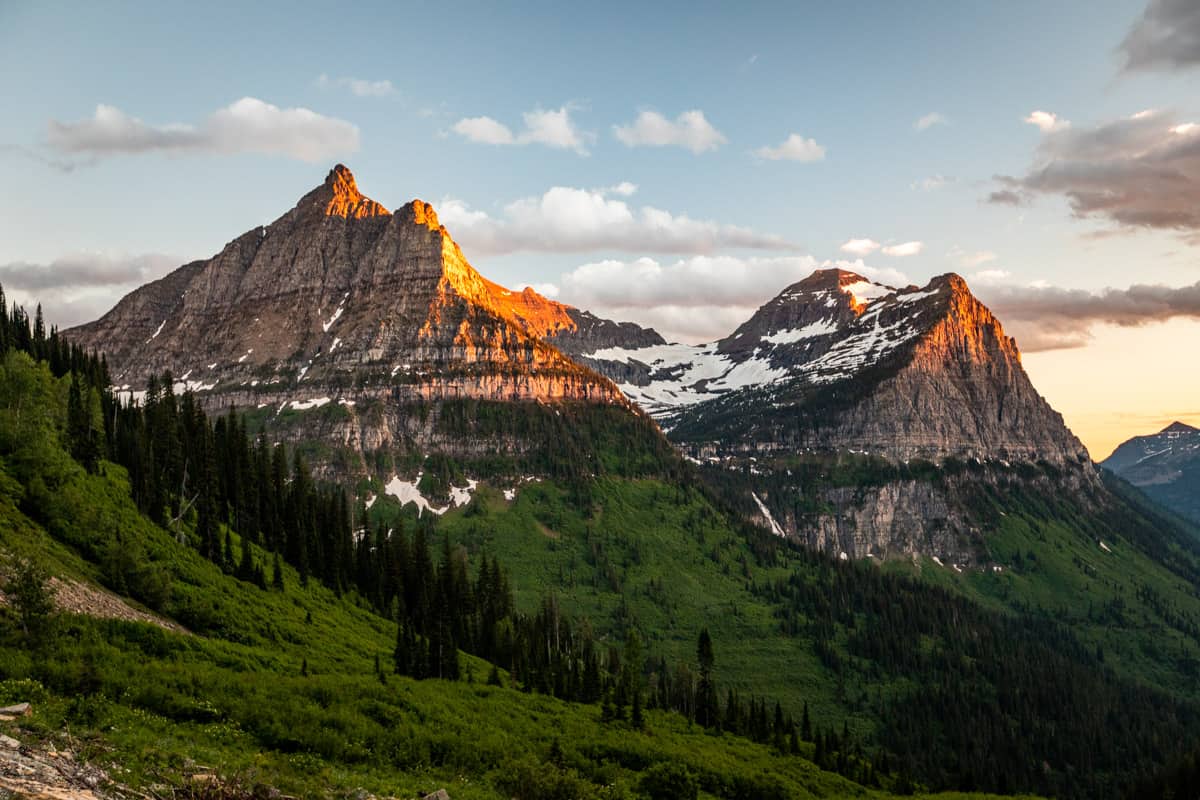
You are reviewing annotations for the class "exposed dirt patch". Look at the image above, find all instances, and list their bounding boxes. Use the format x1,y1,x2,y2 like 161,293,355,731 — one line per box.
535,522,560,540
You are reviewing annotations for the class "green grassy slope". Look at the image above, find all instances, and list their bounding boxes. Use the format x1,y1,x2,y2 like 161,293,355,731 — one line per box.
429,479,841,726
0,459,904,800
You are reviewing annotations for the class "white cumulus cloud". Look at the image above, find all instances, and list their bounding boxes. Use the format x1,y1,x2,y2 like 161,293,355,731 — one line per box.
315,74,397,98
436,185,800,257
882,241,924,257
47,98,360,162
452,116,516,145
1024,110,1071,133
613,110,726,154
754,133,826,162
451,106,589,154
840,238,881,256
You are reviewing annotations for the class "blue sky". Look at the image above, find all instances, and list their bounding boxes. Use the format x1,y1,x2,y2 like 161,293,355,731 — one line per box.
1,0,1198,455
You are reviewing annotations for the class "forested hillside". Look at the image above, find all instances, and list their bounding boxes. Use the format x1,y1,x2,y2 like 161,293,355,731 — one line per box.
5,288,1200,799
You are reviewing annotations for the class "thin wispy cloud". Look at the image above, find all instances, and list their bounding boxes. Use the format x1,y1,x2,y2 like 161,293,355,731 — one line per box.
971,269,1011,283
315,74,397,98
948,246,999,268
914,112,947,131
881,241,924,257
451,106,590,154
0,143,94,173
613,110,726,154
436,184,800,257
986,187,1029,206
0,252,178,291
0,252,183,328
978,277,1200,351
753,133,826,162
47,98,359,162
912,174,952,191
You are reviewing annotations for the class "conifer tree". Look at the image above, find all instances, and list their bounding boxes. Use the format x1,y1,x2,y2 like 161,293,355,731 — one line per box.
696,627,718,727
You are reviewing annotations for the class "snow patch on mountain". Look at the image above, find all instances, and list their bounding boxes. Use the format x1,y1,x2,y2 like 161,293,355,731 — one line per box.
290,397,331,411
799,308,921,384
842,281,892,306
384,474,444,517
751,492,785,537
384,474,480,517
763,319,839,344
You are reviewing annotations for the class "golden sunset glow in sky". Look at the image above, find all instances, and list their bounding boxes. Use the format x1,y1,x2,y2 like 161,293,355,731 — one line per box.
1025,318,1200,460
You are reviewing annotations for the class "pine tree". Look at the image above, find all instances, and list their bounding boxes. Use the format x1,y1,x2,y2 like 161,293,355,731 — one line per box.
6,560,55,640
223,530,234,572
696,627,718,727
238,537,254,581
32,303,45,357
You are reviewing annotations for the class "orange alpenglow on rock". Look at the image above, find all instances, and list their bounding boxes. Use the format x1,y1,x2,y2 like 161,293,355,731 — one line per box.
323,164,390,219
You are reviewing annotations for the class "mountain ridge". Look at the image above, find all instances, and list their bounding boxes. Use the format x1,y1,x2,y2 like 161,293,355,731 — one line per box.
66,165,1095,561
1103,420,1200,525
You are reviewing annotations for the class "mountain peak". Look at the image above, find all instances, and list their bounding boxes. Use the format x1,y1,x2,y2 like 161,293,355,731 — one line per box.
397,199,441,230
325,163,354,185
311,164,390,219
791,268,870,291
1162,421,1199,434
930,272,972,295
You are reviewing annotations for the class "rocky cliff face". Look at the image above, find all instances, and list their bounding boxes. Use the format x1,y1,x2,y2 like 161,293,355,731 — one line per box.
1103,422,1200,525
66,165,646,478
572,268,1097,563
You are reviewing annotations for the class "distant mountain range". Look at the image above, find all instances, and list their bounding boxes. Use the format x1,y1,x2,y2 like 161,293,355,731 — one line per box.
68,164,1100,564
1103,421,1200,525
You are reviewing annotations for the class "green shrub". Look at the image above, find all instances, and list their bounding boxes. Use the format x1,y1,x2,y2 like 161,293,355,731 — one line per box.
638,762,698,800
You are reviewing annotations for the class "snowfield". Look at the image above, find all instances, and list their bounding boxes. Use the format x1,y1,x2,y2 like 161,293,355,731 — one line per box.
584,278,935,416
